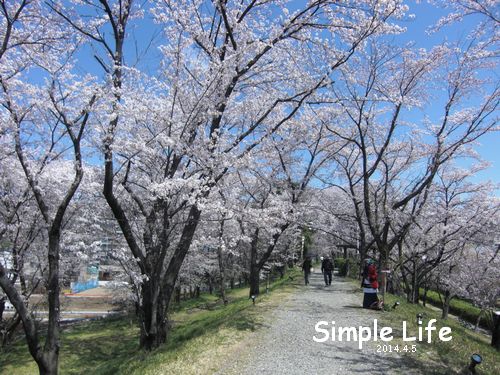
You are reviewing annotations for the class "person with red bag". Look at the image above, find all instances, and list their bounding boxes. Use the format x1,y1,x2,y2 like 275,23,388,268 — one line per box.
361,258,382,309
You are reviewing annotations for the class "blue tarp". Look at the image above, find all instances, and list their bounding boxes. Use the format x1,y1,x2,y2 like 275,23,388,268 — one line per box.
70,279,99,293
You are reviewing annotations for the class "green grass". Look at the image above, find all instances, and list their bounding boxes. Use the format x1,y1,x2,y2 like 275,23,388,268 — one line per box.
339,276,499,374
420,289,491,329
379,292,499,375
0,269,302,375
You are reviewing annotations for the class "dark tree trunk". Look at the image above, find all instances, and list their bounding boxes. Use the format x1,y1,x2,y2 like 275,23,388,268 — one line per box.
142,205,203,351
408,262,420,304
492,311,500,350
217,252,225,301
414,284,420,304
249,265,260,297
358,245,366,280
216,219,227,302
422,285,428,307
401,266,411,300
174,286,181,304
37,351,59,375
378,247,389,300
139,279,168,350
398,242,411,300
1,262,59,375
43,233,61,374
249,229,260,297
0,298,4,322
442,290,451,319
247,223,288,298
208,280,213,295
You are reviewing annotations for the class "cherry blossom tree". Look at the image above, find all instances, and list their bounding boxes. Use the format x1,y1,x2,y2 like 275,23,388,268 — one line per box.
0,153,46,346
305,186,367,260
0,3,497,372
395,165,499,304
431,232,499,321
196,183,252,302
431,0,499,33
48,0,409,349
321,33,498,298
0,1,99,373
464,247,500,329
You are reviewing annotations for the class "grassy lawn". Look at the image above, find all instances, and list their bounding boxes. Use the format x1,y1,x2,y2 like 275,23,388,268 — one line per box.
376,291,499,375
420,289,492,330
0,269,302,375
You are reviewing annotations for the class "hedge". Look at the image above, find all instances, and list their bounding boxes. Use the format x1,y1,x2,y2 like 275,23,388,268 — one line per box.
334,257,360,279
421,289,492,330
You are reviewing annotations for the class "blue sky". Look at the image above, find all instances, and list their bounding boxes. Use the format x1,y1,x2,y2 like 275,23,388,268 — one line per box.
395,1,499,192
65,0,498,192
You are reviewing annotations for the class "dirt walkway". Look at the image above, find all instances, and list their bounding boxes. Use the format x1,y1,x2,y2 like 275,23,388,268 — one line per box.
218,270,424,375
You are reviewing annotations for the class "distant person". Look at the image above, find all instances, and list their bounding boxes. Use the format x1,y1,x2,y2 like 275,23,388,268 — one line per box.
302,257,312,285
321,256,334,286
361,259,382,309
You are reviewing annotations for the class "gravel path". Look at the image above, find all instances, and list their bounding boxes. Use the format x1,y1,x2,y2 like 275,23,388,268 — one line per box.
219,269,424,375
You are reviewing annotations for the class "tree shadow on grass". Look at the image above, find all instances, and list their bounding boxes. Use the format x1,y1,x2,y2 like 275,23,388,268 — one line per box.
172,302,267,342
0,338,39,373
54,302,266,375
1,273,301,375
1,320,130,374
58,318,139,375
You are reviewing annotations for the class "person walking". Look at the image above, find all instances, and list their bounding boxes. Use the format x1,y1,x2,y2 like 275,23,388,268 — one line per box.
302,257,312,285
321,256,334,286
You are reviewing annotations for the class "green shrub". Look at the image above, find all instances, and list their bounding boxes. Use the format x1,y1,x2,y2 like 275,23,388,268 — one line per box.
422,289,488,329
381,292,500,375
347,258,360,279
334,258,347,276
334,258,359,278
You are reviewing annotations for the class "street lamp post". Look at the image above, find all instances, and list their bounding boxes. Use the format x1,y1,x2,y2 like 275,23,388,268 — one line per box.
468,353,482,374
417,313,423,325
